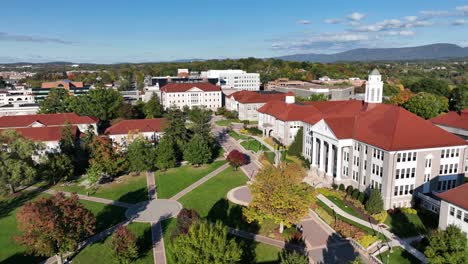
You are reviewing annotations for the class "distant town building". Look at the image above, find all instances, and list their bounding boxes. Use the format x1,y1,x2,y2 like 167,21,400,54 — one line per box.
160,82,222,111
266,78,354,101
0,103,39,117
201,70,260,91
313,76,365,87
430,109,468,140
105,118,167,147
41,80,84,89
0,89,35,106
437,183,468,236
33,79,90,102
0,71,36,80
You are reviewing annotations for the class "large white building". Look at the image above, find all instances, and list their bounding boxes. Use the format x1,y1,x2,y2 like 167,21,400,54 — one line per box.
257,70,468,210
201,70,260,91
0,89,35,106
160,82,222,111
105,118,167,147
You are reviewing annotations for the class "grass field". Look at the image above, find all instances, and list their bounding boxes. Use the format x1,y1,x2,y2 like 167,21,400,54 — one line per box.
155,160,227,199
228,130,249,140
215,119,242,126
378,247,421,264
52,173,148,204
241,138,266,153
72,222,153,264
322,194,362,219
384,209,438,238
0,190,127,264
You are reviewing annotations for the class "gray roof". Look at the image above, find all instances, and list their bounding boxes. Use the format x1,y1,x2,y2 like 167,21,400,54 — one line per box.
370,69,380,75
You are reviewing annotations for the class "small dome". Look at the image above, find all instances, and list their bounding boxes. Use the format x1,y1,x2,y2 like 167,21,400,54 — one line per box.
370,69,380,76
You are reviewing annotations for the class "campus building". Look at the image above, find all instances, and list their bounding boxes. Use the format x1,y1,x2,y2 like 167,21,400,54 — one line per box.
225,90,291,121
160,82,222,111
33,80,90,102
105,118,167,147
201,70,260,91
437,183,468,236
430,109,468,140
258,70,468,209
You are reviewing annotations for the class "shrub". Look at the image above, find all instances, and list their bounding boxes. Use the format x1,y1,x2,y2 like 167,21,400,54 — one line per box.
372,211,388,223
279,250,309,264
227,150,249,169
176,208,200,235
110,226,139,264
365,189,384,214
346,185,354,195
282,227,302,243
401,207,417,215
246,127,262,136
352,189,360,199
332,183,338,190
357,235,378,248
358,192,365,204
339,184,345,191
239,129,248,134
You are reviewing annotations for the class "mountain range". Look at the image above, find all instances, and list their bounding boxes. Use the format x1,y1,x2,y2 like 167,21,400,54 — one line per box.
274,43,468,62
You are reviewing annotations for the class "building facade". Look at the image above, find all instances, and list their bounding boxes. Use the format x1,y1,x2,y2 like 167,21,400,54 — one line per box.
437,184,468,236
105,118,167,147
0,103,39,116
201,70,260,91
430,109,468,140
225,91,290,121
0,89,35,106
266,79,354,101
160,82,222,111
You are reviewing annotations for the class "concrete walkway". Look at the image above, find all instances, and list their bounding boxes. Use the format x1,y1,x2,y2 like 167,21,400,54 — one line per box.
317,194,427,263
146,171,167,264
43,188,134,208
227,185,251,206
170,162,230,200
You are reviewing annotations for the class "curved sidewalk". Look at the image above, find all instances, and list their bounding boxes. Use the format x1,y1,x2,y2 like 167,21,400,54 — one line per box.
316,194,427,263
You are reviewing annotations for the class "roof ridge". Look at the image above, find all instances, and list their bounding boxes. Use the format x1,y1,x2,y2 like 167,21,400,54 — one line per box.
388,106,402,150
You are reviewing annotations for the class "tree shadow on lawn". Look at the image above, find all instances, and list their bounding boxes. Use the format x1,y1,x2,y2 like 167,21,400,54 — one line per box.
321,234,359,264
94,204,127,234
207,198,260,234
0,188,44,218
388,209,426,238
1,252,46,264
136,225,153,258
116,187,148,204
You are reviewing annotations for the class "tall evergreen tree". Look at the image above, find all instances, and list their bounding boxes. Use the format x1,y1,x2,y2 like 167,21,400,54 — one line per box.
365,189,384,214
127,137,156,172
164,106,189,157
144,93,163,118
39,88,71,114
183,134,212,166
288,127,303,157
155,137,177,170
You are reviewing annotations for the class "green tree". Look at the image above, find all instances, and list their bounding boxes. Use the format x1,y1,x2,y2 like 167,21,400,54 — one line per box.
170,221,242,264
39,88,72,114
403,92,449,119
155,137,176,170
0,130,42,193
43,153,74,184
365,189,384,214
15,192,96,264
118,79,132,91
188,106,212,137
69,88,123,125
279,250,309,264
143,93,163,118
88,136,128,177
243,163,313,233
409,78,450,97
164,106,189,157
59,123,76,156
450,84,468,113
288,127,303,157
425,225,467,264
183,134,212,166
127,137,156,172
110,226,139,264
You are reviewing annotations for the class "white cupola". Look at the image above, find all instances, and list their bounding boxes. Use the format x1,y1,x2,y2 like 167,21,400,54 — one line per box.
365,69,383,103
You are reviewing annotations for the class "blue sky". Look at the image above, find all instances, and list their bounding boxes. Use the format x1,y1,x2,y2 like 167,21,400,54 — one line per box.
1,0,468,63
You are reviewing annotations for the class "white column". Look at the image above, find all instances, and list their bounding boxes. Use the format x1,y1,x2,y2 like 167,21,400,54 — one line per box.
311,135,317,167
336,147,342,181
326,143,333,177
319,140,325,172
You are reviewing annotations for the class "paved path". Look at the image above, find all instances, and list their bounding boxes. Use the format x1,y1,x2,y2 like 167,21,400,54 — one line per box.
146,171,156,200
126,199,182,223
228,227,304,252
227,185,251,206
317,194,427,263
170,162,230,200
43,188,134,208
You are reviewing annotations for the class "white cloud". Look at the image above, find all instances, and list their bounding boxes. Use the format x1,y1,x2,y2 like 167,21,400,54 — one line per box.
271,32,369,51
324,18,341,24
455,5,468,13
405,16,418,22
347,12,366,21
297,19,311,25
0,32,75,44
419,10,453,18
452,19,468,25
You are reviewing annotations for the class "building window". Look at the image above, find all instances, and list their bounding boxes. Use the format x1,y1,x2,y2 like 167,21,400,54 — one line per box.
411,168,415,178
456,210,462,220
396,169,400,179
394,186,398,196
397,153,401,162
464,213,468,223
450,206,455,216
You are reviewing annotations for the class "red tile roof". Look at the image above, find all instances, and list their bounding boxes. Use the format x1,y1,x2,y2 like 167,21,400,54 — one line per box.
41,80,84,89
430,109,468,130
105,118,167,135
259,100,467,151
0,126,78,142
160,82,221,93
0,113,98,129
436,183,468,210
227,91,293,104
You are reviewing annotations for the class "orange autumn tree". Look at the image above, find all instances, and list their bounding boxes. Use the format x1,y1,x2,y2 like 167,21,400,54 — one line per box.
388,89,414,106
15,193,96,264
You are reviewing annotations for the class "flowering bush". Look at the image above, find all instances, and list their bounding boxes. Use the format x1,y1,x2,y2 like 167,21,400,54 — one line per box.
372,211,388,223
357,235,378,248
227,150,249,169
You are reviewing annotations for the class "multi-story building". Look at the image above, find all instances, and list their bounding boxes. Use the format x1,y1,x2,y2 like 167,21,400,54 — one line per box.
105,118,167,147
266,78,354,101
258,70,468,209
225,90,291,121
0,89,35,106
430,109,468,140
160,82,222,111
201,70,260,91
0,103,39,116
33,80,90,102
436,183,468,236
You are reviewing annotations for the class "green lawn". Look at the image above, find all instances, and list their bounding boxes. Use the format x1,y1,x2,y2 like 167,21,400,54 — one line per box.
264,151,276,165
52,173,148,204
155,160,227,199
0,190,127,264
162,218,280,264
229,130,249,140
215,119,241,126
241,138,266,153
384,209,438,238
72,222,153,264
323,194,362,219
378,247,421,264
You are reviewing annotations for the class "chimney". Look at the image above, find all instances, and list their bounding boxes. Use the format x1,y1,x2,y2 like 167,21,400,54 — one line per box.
285,95,295,104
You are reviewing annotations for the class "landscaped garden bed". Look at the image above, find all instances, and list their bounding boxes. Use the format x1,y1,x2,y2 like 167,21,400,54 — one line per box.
240,138,266,153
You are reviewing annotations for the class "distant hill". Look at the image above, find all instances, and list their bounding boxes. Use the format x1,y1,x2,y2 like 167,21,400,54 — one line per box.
275,43,468,62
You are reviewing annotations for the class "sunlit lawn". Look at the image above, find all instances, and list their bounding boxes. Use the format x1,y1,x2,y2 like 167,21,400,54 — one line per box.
378,247,421,264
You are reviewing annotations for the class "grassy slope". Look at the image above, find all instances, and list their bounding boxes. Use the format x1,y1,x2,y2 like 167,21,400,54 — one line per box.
155,160,227,199
378,247,422,264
